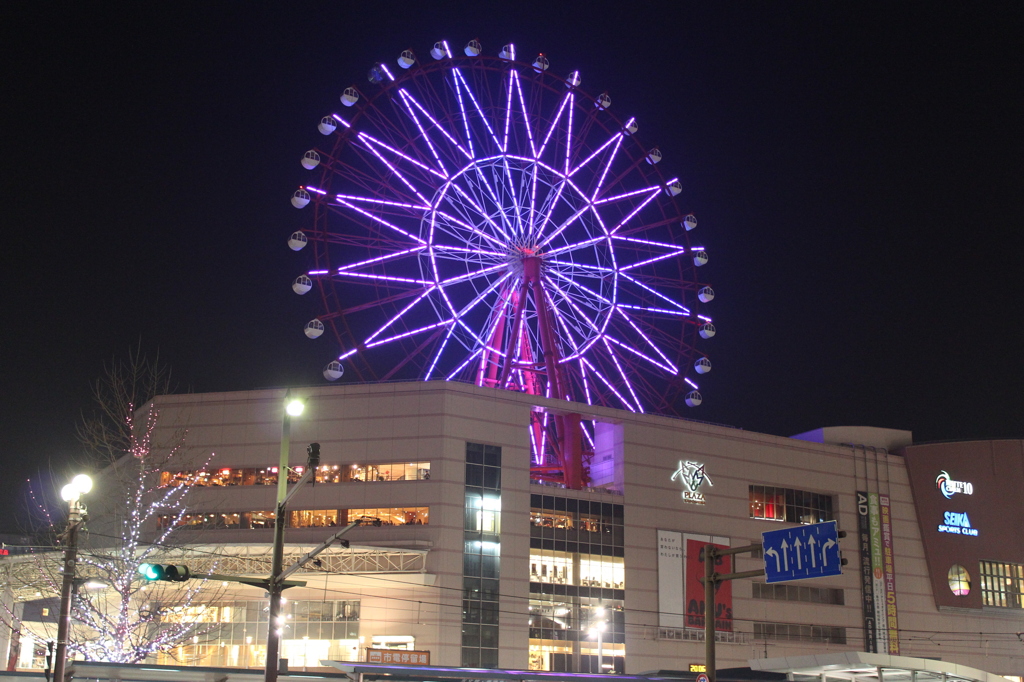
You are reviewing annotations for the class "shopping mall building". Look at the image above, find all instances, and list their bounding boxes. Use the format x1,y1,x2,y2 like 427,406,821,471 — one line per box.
3,381,1022,678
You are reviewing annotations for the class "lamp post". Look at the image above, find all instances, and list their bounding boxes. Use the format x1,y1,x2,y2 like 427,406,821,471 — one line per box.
588,605,607,674
53,474,91,682
265,393,304,682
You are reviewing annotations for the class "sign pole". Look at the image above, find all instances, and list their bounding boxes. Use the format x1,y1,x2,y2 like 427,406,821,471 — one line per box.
704,545,716,682
699,542,765,682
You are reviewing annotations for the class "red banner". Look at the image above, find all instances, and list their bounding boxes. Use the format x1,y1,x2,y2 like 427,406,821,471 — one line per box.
686,539,733,631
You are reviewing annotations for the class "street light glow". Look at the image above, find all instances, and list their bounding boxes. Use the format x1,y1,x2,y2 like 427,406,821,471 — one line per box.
285,398,305,416
60,474,93,502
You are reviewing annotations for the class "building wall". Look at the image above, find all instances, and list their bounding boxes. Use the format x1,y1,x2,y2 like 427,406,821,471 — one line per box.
113,381,1023,676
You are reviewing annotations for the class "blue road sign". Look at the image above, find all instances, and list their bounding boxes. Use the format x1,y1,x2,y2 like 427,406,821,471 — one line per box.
761,520,842,583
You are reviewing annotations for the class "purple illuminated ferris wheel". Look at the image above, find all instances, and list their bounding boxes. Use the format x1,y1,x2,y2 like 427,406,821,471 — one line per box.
288,40,715,488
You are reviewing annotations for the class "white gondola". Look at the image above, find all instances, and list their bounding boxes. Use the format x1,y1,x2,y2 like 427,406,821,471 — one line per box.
699,323,716,339
292,275,313,295
646,147,662,164
624,117,638,135
341,87,360,106
291,189,310,208
323,361,344,381
398,49,416,69
430,41,450,60
695,357,712,374
499,44,515,61
318,116,338,135
693,251,709,267
697,286,714,303
684,391,703,407
301,150,321,170
464,39,482,56
683,214,697,231
665,179,682,196
288,231,308,251
565,70,581,88
595,92,611,109
532,54,550,72
304,319,325,339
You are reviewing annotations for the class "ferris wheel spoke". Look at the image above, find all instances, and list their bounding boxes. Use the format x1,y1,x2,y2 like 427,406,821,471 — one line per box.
601,338,645,413
356,132,449,180
333,193,431,212
451,68,502,154
501,69,515,153
580,357,636,412
616,302,691,317
605,331,677,374
438,262,508,288
332,271,433,286
618,247,689,272
432,208,510,251
510,70,537,158
400,86,474,162
591,134,625,200
395,89,453,175
563,93,575,175
548,269,612,310
425,322,460,381
362,286,439,347
608,189,662,235
615,308,681,373
537,91,571,160
568,132,623,179
617,272,691,314
354,141,433,206
335,198,426,244
446,347,483,382
333,246,427,274
448,184,514,242
366,318,454,349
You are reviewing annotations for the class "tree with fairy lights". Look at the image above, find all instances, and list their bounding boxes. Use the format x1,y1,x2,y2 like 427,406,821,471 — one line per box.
26,348,223,663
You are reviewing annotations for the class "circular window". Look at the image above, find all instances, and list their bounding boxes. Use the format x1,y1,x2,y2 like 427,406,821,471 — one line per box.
947,564,970,596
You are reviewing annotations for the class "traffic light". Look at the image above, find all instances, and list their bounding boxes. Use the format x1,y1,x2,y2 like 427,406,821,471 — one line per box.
137,564,191,582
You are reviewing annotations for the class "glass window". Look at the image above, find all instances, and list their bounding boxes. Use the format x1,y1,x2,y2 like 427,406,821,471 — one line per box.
749,485,833,523
980,561,1024,608
947,564,970,596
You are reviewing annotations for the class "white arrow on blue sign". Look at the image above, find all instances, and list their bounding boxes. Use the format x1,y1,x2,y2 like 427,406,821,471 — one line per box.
761,520,842,583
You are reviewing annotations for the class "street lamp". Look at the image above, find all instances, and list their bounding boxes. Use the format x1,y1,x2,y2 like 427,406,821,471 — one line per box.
266,392,304,682
588,606,607,674
53,474,92,682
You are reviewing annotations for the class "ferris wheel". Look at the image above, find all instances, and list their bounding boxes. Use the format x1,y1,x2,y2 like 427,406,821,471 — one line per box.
288,40,715,488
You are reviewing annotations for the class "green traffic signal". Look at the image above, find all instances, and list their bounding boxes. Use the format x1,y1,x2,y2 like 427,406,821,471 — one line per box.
137,563,191,582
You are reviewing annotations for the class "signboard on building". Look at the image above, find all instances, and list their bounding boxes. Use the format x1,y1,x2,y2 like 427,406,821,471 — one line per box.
657,530,686,629
685,538,732,632
365,649,430,665
761,520,842,583
857,490,900,655
671,460,713,505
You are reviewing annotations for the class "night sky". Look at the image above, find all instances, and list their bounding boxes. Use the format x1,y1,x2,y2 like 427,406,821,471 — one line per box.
3,4,1022,526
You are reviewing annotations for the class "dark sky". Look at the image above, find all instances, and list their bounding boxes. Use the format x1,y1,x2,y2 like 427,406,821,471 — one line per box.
3,3,1023,525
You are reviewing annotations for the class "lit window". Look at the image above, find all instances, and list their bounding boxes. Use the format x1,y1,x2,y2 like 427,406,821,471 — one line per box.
947,564,970,596
749,485,834,524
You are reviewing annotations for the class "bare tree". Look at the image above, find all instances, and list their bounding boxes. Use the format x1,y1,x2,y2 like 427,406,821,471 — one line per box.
27,348,223,663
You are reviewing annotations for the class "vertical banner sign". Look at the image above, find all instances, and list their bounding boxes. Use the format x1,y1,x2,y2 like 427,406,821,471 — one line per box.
879,495,900,654
856,491,877,653
868,492,889,654
685,539,733,632
658,530,685,629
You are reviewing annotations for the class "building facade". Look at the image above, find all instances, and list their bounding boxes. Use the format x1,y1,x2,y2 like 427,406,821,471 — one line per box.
6,381,1022,676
